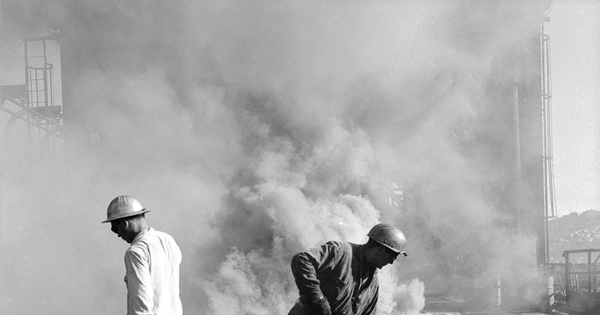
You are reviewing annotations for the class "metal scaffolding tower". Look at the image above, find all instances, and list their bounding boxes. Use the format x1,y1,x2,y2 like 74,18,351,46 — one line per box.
0,35,63,147
540,15,557,266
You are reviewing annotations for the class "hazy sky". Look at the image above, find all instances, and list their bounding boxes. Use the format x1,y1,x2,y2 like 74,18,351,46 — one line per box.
547,0,600,216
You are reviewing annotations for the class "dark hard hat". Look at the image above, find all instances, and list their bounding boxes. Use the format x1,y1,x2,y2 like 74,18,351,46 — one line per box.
367,223,407,256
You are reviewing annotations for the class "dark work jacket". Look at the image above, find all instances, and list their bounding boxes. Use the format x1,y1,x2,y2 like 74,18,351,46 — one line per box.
291,241,379,315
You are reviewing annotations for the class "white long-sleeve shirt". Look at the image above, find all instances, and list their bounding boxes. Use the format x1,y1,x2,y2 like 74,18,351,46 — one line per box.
124,228,183,315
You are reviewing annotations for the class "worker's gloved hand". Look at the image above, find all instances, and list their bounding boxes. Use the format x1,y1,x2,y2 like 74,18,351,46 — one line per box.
307,296,331,315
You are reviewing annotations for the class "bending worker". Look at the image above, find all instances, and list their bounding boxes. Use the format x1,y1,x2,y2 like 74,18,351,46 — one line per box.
288,223,407,315
102,195,183,315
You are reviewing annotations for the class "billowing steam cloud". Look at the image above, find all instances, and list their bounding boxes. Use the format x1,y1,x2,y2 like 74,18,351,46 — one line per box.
1,0,552,314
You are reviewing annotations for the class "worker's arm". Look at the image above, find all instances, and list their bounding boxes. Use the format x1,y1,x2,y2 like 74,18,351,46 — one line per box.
124,249,153,315
291,241,343,315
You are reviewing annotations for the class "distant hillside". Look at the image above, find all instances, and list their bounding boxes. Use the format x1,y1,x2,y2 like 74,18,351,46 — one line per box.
548,209,600,263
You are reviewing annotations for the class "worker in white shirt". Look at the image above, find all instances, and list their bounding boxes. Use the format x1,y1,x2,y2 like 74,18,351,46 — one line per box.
103,195,183,315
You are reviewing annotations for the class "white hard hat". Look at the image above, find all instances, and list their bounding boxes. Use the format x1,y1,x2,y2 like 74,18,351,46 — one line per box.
367,223,408,256
102,195,150,223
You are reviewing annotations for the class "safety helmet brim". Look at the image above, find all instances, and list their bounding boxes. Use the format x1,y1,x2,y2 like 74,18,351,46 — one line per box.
101,208,150,223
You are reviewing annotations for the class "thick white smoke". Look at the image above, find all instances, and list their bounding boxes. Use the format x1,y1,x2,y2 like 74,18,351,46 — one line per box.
1,0,552,314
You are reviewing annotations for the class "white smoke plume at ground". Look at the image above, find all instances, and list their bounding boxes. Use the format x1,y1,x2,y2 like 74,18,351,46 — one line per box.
0,0,552,314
